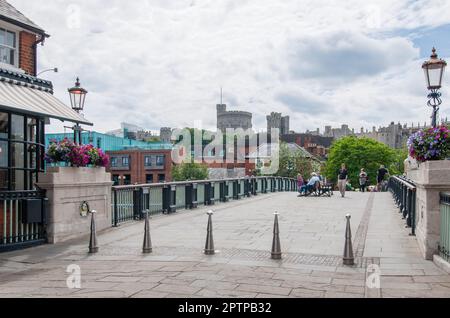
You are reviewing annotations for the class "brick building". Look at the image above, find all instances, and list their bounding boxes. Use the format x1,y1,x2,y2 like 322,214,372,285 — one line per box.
281,134,333,158
107,149,172,185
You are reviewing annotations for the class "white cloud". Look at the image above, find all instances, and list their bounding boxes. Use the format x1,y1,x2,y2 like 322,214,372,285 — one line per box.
8,0,450,134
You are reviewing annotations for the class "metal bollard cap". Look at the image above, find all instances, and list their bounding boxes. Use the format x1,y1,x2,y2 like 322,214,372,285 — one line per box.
346,213,351,219
207,210,214,215
90,210,97,214
274,211,279,216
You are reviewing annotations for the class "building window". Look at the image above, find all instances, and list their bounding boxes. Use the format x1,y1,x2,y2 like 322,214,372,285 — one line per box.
156,155,165,166
146,174,153,184
158,174,165,183
122,157,129,166
0,111,45,191
123,175,131,185
111,157,118,167
0,28,17,67
144,156,152,167
112,175,119,186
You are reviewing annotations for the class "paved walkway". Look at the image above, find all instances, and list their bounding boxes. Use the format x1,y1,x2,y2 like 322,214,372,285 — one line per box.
0,192,449,298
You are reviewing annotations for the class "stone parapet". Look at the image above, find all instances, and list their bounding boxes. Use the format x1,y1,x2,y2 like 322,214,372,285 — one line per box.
407,160,450,260
38,167,113,244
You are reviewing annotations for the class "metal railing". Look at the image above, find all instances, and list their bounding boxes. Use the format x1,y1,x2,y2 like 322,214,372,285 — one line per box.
388,176,417,236
439,193,450,262
111,176,298,226
0,191,48,252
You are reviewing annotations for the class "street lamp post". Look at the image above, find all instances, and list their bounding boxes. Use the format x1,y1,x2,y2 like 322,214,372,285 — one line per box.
68,77,88,144
422,48,447,128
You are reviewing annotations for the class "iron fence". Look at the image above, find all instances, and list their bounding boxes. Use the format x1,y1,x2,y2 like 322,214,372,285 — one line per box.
111,176,298,226
439,193,450,262
0,190,48,252
388,176,417,236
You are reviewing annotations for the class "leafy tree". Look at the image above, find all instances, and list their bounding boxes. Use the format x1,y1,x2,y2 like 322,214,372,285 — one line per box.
324,136,404,186
172,161,209,181
274,142,322,178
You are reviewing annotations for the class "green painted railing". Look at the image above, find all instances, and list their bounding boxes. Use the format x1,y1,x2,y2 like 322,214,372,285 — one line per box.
439,193,450,262
111,176,298,226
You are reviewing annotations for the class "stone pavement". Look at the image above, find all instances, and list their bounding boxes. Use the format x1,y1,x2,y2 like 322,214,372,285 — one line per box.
0,192,449,298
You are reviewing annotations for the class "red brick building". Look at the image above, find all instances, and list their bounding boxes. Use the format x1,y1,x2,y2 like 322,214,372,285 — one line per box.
106,149,172,185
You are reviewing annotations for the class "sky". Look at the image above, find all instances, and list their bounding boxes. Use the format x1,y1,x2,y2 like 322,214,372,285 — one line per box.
9,0,450,134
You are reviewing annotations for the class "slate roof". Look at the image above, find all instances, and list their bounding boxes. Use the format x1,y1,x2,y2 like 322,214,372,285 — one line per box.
0,0,46,35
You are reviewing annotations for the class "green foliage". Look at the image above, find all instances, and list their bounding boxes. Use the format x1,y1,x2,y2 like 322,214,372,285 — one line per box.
172,161,209,181
324,137,405,186
274,142,322,178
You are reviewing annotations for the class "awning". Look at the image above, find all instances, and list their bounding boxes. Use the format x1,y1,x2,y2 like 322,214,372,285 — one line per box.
0,80,93,126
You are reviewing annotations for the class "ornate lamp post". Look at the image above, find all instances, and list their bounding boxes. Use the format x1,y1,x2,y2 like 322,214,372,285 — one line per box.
68,77,88,144
422,48,447,128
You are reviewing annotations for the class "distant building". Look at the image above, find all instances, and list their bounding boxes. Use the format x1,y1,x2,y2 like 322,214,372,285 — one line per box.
46,131,172,152
217,104,252,133
267,112,290,135
107,149,172,185
312,118,450,149
160,127,173,143
281,134,333,158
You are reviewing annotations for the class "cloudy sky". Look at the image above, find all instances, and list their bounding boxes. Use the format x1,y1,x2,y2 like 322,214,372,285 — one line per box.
9,0,450,134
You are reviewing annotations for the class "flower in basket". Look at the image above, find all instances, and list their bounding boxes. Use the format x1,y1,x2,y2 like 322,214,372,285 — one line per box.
407,126,450,163
69,144,90,167
45,138,76,164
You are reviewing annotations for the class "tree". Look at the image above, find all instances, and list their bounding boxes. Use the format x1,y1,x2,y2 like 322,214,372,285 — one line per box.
324,136,404,186
172,161,209,181
274,142,322,178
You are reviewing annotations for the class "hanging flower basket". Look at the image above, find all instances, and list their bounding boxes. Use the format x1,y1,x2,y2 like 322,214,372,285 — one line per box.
45,138,110,168
407,126,450,163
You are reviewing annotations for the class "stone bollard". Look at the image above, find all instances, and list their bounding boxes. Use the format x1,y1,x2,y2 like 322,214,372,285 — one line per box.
204,210,215,255
271,212,282,260
89,210,99,254
143,210,153,254
343,214,355,265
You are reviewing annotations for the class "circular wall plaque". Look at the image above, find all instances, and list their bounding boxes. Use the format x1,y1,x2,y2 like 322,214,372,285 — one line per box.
80,201,90,217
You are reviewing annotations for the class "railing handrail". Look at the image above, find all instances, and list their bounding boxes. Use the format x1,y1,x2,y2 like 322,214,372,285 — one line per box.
441,192,450,205
112,176,296,191
391,175,416,191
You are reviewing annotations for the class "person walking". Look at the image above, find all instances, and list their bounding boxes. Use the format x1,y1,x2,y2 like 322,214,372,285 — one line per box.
359,168,368,193
337,164,348,198
377,165,389,192
297,174,304,197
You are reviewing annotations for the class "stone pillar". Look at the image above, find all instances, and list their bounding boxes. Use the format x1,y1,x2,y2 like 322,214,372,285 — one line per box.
407,160,450,260
37,167,113,244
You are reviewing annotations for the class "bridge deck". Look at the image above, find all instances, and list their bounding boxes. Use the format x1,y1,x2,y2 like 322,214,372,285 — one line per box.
0,192,449,298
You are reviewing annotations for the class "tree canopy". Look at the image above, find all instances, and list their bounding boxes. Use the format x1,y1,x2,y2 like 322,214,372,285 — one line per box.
273,142,322,178
172,161,209,181
324,136,406,186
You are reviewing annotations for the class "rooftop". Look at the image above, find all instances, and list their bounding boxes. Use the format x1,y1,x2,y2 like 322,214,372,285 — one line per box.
0,0,46,35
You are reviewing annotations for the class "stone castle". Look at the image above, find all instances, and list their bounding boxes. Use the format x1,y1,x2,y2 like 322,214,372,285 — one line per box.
217,104,253,133
307,118,449,149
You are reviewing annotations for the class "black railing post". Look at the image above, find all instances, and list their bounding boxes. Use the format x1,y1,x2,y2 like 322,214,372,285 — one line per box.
133,188,144,220
113,189,118,227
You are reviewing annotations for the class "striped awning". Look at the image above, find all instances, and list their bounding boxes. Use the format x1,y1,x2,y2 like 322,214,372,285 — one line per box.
0,80,93,126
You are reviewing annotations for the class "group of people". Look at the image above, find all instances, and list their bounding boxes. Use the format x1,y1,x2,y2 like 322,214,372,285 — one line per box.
296,172,327,196
337,164,390,197
297,164,390,198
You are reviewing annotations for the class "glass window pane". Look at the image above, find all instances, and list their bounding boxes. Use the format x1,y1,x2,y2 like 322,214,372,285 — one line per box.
27,118,37,142
0,112,8,138
0,140,7,168
11,169,24,191
0,29,5,45
0,169,8,190
11,114,24,140
29,172,37,190
27,144,37,169
6,31,15,48
11,142,24,168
